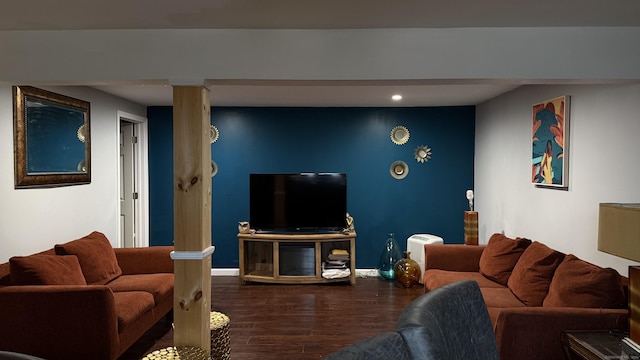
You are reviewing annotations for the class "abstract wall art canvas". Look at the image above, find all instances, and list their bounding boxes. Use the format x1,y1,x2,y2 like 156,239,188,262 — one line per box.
532,95,570,188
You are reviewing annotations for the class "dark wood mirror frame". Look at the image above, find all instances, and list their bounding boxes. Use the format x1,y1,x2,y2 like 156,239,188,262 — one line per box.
13,86,91,188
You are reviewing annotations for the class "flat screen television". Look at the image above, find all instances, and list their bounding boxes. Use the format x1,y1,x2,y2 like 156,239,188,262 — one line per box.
249,173,347,233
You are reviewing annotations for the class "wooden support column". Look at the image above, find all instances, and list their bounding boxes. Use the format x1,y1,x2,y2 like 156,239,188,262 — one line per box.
172,85,212,354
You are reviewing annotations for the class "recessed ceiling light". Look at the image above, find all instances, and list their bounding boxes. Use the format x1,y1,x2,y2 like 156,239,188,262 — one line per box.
391,94,403,101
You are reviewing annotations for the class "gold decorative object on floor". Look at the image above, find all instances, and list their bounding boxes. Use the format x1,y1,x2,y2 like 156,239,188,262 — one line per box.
141,346,208,360
394,251,421,288
210,311,231,360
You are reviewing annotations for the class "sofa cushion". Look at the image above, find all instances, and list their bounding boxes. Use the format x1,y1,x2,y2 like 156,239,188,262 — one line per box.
479,234,532,286
423,269,505,291
480,287,527,308
112,291,155,332
507,241,565,306
55,231,122,285
9,255,87,285
1,249,55,286
543,254,626,308
106,273,174,305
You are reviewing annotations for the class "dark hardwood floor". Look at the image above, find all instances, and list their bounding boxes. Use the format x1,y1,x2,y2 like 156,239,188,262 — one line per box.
119,276,425,360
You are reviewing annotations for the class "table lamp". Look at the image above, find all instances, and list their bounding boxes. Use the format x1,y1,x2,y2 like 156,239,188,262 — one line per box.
597,203,640,345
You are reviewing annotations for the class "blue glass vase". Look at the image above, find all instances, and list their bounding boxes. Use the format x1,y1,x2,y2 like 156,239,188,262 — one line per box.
378,233,403,281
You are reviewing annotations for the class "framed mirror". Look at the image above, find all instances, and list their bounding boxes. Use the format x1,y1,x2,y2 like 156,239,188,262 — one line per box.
13,86,91,188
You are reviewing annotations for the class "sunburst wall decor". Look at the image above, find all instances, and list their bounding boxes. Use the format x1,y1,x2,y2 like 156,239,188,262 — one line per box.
390,126,410,145
77,124,86,143
210,125,219,143
414,145,432,163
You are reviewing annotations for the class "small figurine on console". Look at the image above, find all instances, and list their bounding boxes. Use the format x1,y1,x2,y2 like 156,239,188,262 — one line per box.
238,221,250,234
343,213,355,234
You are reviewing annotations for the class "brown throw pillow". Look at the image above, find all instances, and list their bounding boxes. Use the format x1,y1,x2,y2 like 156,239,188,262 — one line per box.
479,233,532,285
10,255,87,285
507,241,565,306
55,231,122,285
543,254,625,308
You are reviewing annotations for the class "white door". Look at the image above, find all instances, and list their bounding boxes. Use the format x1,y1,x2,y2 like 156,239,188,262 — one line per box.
120,121,136,247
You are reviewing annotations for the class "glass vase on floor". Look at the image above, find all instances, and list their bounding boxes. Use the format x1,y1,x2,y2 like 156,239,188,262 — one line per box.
378,233,403,281
394,251,421,288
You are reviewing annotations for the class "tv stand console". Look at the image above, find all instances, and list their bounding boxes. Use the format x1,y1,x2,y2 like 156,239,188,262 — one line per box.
238,232,356,285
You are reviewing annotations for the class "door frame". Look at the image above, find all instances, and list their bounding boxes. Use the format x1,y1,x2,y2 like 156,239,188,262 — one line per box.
116,110,150,247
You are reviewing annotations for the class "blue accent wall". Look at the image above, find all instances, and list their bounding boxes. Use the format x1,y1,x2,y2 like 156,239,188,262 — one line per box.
148,106,475,269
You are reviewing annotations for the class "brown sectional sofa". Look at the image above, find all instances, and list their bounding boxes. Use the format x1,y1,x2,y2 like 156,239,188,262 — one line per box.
0,231,174,360
423,233,629,360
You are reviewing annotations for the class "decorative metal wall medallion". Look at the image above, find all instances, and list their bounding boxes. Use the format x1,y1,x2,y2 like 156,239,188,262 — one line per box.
210,125,219,143
390,126,410,145
211,160,218,177
390,160,409,179
77,124,86,142
414,145,432,163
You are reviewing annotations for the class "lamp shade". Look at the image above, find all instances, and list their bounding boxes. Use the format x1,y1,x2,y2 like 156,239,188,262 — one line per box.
598,203,640,262
598,203,640,345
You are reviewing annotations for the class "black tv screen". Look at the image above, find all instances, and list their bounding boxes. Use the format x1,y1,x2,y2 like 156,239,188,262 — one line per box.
249,173,347,233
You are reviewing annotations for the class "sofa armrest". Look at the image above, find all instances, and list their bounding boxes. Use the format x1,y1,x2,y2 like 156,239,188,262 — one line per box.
114,246,174,275
0,285,119,360
494,306,628,360
424,244,485,272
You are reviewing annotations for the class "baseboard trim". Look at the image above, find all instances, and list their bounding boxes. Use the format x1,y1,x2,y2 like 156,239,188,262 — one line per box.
211,268,240,276
355,269,379,278
210,268,380,278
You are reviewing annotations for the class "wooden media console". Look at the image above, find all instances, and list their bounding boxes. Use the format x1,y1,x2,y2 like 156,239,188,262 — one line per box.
238,232,356,285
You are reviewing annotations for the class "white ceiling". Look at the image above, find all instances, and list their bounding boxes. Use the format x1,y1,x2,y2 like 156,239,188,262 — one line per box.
92,81,522,107
4,0,640,107
4,0,639,30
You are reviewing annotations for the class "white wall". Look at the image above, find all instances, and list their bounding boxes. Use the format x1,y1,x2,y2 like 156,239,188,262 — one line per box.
475,83,640,275
0,86,146,263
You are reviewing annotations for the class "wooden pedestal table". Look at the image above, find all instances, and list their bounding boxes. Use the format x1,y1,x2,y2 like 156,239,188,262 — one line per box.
210,311,231,360
142,346,208,360
464,211,479,245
